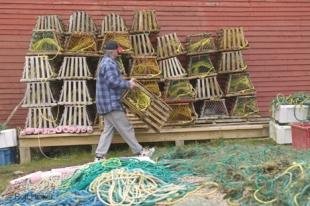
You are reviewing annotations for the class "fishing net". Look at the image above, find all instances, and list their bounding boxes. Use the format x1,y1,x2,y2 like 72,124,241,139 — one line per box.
131,58,160,77
140,81,161,97
168,104,195,123
227,74,255,94
189,55,215,77
66,34,96,52
187,36,216,54
232,96,259,117
30,31,62,52
126,90,151,111
167,80,196,100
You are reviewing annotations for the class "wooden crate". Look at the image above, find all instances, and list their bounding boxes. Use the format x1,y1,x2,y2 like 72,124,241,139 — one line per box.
231,95,260,117
22,82,57,107
225,73,255,97
68,11,97,33
58,80,93,105
167,103,197,125
29,31,64,54
195,76,223,100
199,99,229,119
186,33,217,55
140,80,161,97
218,51,247,74
122,82,172,131
130,33,155,56
101,13,128,34
130,57,161,78
59,106,92,127
159,57,187,79
65,32,97,53
33,15,65,33
21,56,56,82
164,79,196,103
101,32,132,53
58,57,93,80
217,27,249,51
25,107,58,129
131,10,160,33
157,33,186,60
188,54,216,77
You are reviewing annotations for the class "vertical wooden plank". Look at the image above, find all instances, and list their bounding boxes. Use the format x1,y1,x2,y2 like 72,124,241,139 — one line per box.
19,147,31,164
240,27,246,48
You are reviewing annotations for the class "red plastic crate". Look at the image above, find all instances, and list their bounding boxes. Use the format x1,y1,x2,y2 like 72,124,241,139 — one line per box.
291,123,310,150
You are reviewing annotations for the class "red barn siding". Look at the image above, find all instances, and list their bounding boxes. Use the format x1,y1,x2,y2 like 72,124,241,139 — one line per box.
1,0,310,127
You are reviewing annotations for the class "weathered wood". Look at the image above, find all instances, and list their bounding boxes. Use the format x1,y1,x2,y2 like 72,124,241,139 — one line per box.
218,51,247,74
59,105,92,127
157,33,186,60
131,10,160,33
22,82,57,107
19,147,31,164
101,13,128,34
188,54,216,78
195,77,223,100
68,11,97,33
186,33,217,55
33,15,65,33
59,80,93,105
130,33,155,56
58,57,93,80
218,27,249,51
159,57,187,79
130,57,161,78
24,107,58,129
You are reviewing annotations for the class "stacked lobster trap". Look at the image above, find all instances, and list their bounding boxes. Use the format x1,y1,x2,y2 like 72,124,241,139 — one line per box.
217,27,259,117
20,15,65,135
186,33,227,120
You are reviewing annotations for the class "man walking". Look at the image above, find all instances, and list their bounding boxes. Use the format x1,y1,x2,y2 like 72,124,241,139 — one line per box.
95,40,154,161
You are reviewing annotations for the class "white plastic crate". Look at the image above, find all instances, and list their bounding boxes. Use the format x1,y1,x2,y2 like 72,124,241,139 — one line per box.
269,120,292,144
272,105,309,124
0,129,17,149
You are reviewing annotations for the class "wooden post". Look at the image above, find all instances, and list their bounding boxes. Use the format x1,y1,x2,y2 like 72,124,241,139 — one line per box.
19,147,31,164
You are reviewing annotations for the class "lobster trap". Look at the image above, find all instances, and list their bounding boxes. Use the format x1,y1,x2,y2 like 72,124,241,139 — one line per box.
195,77,223,100
58,57,93,80
131,10,160,33
101,13,128,33
130,57,160,78
218,51,247,74
29,31,63,54
164,79,196,102
67,11,97,34
159,57,187,79
25,106,59,129
186,33,217,55
188,54,216,77
125,109,150,130
199,99,229,119
101,32,132,53
157,33,186,60
59,105,93,127
21,56,57,82
217,27,249,51
140,80,161,97
230,95,259,117
122,82,172,131
33,15,65,33
22,82,58,107
130,33,155,56
167,103,197,125
58,80,94,105
225,73,255,96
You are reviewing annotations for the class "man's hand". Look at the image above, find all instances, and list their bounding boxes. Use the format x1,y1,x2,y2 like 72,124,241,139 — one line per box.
129,78,137,89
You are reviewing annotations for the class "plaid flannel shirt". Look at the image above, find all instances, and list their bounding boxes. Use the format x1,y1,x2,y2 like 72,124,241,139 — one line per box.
96,56,130,114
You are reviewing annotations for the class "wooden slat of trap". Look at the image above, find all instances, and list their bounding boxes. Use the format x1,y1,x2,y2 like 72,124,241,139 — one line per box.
157,33,185,60
122,83,172,131
58,57,93,80
218,51,247,74
68,11,97,34
60,106,91,127
130,33,155,56
159,57,187,79
59,80,93,105
34,15,64,33
130,10,159,33
218,27,249,51
195,77,223,100
22,82,57,107
101,13,128,34
25,107,57,129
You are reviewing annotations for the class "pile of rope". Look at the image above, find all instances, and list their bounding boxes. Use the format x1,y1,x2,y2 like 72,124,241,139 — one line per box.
126,90,151,112
271,93,310,109
167,81,196,100
31,31,62,53
159,140,310,206
0,158,198,205
190,58,215,76
67,34,96,52
131,59,160,77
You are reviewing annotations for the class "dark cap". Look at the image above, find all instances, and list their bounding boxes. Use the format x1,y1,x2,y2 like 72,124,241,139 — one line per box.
104,40,119,50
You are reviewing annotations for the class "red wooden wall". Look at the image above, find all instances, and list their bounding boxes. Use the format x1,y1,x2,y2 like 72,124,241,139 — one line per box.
1,0,310,127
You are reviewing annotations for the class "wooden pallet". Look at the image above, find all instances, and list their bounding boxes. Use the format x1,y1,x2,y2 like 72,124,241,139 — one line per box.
65,32,97,53
122,82,172,131
164,79,196,103
29,31,64,54
195,76,223,100
24,107,58,129
186,33,217,55
22,82,57,107
218,51,247,74
217,27,249,51
130,33,155,56
188,54,216,78
131,10,160,33
157,33,186,60
225,73,255,97
130,57,161,78
101,13,128,34
59,80,93,105
159,57,187,79
231,95,260,117
21,56,56,82
101,32,132,53
140,80,161,97
167,103,197,125
58,57,93,80
199,99,229,118
33,15,65,33
59,105,92,127
68,11,97,33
